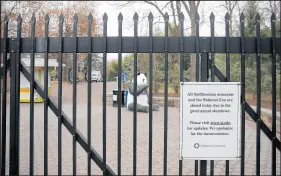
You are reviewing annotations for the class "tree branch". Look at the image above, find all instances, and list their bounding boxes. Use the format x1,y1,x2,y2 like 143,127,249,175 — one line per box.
196,1,200,10
143,1,165,17
170,1,177,27
181,1,191,17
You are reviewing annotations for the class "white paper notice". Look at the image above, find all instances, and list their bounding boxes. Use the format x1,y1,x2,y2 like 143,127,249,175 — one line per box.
179,82,241,160
113,95,117,101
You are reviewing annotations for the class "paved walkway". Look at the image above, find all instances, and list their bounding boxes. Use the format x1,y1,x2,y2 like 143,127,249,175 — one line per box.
3,103,280,175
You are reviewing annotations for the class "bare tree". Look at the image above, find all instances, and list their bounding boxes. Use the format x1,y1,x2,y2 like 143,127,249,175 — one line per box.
112,1,201,80
219,1,238,36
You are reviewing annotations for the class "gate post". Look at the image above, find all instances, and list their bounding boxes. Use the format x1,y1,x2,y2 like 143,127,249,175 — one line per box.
199,52,208,176
9,50,20,175
9,15,22,175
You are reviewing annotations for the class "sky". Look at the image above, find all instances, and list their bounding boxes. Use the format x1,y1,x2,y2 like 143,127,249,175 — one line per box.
94,1,230,61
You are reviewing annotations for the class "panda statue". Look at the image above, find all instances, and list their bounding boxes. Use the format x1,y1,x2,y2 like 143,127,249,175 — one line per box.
127,73,159,113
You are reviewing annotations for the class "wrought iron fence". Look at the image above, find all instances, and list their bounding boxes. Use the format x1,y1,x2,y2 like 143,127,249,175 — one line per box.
0,11,280,176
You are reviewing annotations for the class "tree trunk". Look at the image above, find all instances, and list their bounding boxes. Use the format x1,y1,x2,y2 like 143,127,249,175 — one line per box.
189,19,197,81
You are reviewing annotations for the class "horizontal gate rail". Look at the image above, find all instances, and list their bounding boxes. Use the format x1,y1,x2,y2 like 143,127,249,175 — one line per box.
208,61,281,151
19,60,116,176
0,37,280,54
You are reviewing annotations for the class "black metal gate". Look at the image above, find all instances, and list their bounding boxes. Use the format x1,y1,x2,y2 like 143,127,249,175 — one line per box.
0,11,280,176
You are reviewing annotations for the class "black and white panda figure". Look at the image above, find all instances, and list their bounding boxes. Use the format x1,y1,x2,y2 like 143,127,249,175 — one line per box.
127,73,159,113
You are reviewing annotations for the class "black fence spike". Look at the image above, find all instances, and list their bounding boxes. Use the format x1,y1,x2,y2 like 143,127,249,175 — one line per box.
225,12,230,21
179,12,184,21
240,13,245,21
103,13,108,21
118,12,123,21
255,13,260,21
45,14,50,22
195,12,200,21
271,13,276,21
31,13,36,22
88,13,93,21
17,14,22,22
210,12,215,21
74,13,78,21
148,12,153,21
59,14,64,21
164,12,169,21
4,15,9,22
133,12,139,21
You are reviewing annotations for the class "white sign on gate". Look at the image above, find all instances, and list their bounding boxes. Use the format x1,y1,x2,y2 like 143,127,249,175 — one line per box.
179,82,241,160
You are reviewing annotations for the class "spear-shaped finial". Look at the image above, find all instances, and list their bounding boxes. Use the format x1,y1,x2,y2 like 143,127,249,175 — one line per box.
210,12,215,22
74,13,78,22
4,15,9,22
164,12,169,21
133,12,139,21
17,14,22,22
103,13,108,21
195,12,200,21
271,13,276,21
59,14,64,21
118,12,123,21
148,12,153,21
88,13,93,21
179,12,184,21
45,14,50,22
240,13,245,22
31,13,36,22
255,13,260,22
225,12,230,21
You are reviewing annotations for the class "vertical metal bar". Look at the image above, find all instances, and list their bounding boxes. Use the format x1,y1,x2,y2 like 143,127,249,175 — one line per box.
163,12,169,176
9,50,17,175
43,14,50,176
225,13,231,81
29,13,36,176
178,12,184,176
0,22,1,176
1,15,8,176
133,12,138,176
87,13,93,176
15,18,21,171
9,14,22,176
209,12,215,176
224,12,230,176
279,1,281,172
102,13,108,176
200,53,208,176
0,33,1,176
195,13,200,82
148,12,153,176
270,13,276,176
72,13,78,176
210,13,215,83
195,12,200,176
195,161,198,176
9,51,17,175
117,13,123,176
58,14,64,176
255,13,261,176
240,13,246,176
210,161,214,176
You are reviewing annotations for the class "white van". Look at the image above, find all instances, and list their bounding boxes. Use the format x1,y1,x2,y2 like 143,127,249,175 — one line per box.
90,70,102,82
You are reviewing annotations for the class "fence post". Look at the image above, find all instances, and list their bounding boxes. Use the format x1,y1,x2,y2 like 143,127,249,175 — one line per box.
9,15,22,175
